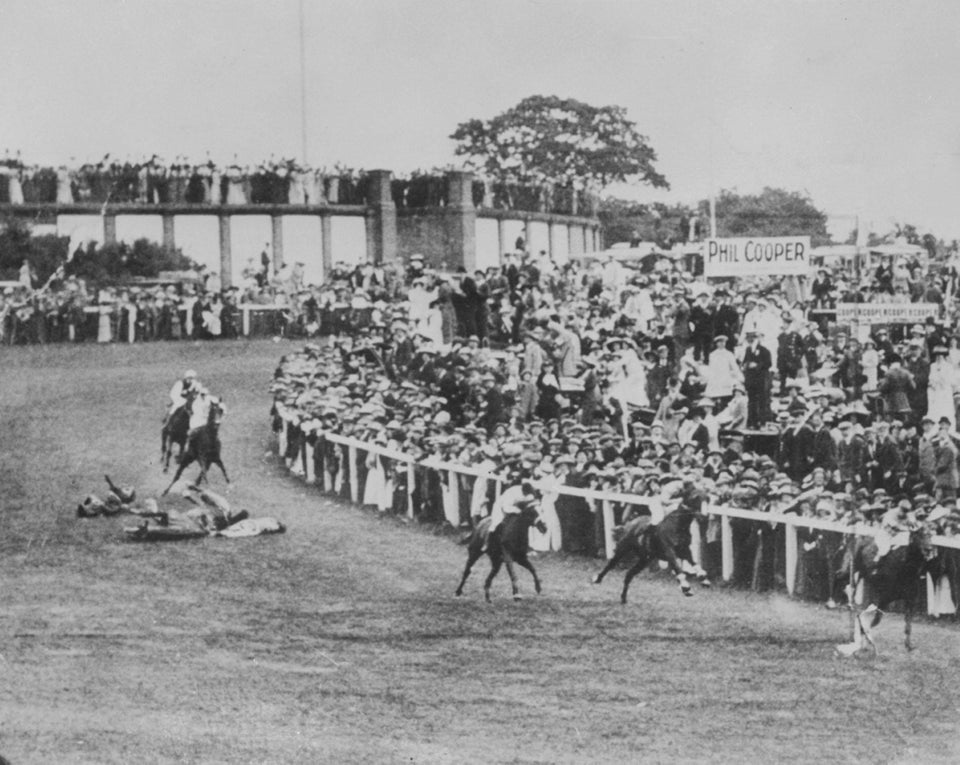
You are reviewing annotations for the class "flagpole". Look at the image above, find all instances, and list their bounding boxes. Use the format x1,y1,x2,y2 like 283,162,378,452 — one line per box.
299,0,308,164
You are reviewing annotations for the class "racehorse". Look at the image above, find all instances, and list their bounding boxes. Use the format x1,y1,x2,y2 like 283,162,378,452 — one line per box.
836,525,939,654
161,390,198,472
161,395,228,496
455,503,547,602
592,494,710,603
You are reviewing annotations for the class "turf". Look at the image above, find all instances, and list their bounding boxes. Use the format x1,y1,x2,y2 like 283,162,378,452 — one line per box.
1,339,958,764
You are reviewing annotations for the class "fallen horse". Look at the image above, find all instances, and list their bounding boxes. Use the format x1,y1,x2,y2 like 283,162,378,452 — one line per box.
75,477,284,541
125,486,285,541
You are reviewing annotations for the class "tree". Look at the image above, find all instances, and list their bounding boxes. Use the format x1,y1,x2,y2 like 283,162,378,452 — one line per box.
598,198,696,250
705,188,830,246
450,95,669,191
0,215,70,284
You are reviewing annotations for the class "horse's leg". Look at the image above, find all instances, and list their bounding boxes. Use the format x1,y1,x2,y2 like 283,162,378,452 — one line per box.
660,543,693,596
502,550,522,600
456,543,481,596
213,458,230,484
162,452,194,496
483,555,503,603
620,549,651,604
903,600,913,652
195,459,209,486
514,555,541,595
593,538,631,585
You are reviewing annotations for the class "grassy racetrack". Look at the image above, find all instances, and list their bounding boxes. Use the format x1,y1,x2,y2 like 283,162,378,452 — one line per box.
1,339,959,764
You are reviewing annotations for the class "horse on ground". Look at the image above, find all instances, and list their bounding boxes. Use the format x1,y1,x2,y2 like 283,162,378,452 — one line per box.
835,525,939,654
592,494,710,603
161,395,229,496
455,503,547,602
161,390,198,472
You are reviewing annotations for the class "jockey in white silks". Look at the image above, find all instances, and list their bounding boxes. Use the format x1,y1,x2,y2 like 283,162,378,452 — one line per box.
484,482,540,550
167,369,199,419
187,389,225,435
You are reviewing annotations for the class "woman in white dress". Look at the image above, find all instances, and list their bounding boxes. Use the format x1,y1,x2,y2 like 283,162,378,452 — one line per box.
56,166,74,204
926,346,957,426
529,462,562,552
8,167,24,204
362,444,390,511
97,289,114,343
225,165,246,205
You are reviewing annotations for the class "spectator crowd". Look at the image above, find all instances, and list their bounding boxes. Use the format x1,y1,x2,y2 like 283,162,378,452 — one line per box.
267,242,960,608
0,152,596,214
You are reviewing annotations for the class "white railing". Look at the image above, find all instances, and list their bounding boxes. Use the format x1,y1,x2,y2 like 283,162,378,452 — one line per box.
273,406,960,608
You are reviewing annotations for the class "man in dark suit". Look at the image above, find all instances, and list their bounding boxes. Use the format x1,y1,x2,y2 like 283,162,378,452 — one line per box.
808,409,838,475
688,291,714,362
878,354,915,423
874,420,904,496
713,290,740,352
742,330,772,429
776,314,804,395
479,372,508,435
778,405,815,482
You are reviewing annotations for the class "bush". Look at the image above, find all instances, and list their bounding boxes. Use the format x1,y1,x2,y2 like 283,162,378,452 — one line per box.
66,238,199,286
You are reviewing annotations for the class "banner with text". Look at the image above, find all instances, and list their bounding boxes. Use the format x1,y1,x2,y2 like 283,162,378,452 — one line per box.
836,302,939,325
704,236,811,277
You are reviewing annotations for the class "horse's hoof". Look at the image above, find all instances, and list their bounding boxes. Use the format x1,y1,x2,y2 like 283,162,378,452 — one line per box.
620,598,628,605
513,594,523,601
455,590,462,597
698,578,712,588
681,587,693,597
592,575,602,585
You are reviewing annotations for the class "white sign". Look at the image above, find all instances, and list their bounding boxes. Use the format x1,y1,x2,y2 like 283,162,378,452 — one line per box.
704,236,812,277
836,302,939,325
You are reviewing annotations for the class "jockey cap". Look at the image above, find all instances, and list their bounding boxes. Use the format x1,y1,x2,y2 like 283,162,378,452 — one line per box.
185,369,197,380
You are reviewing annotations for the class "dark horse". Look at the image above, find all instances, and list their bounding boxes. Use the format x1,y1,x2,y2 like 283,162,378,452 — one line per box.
592,493,710,604
836,525,939,654
455,504,547,602
161,395,229,496
161,390,198,472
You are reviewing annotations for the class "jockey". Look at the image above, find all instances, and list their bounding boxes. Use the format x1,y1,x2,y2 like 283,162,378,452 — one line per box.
484,481,540,550
168,369,200,417
873,499,914,560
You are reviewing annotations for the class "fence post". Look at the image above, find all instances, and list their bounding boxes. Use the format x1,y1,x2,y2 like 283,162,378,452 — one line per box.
602,499,615,559
721,515,733,582
322,443,332,492
242,306,250,337
348,444,359,503
304,440,315,484
690,517,703,569
277,414,288,458
784,522,798,595
406,461,415,519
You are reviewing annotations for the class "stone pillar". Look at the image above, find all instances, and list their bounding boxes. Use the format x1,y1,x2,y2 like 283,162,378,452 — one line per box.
569,223,584,256
162,214,175,251
581,225,589,254
364,169,397,266
320,213,333,282
271,215,284,273
497,217,506,259
524,218,534,254
218,214,233,288
443,170,477,273
103,214,117,246
548,221,557,260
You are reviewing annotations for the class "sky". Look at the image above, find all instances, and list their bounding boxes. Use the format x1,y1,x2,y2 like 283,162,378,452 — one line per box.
3,0,959,241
